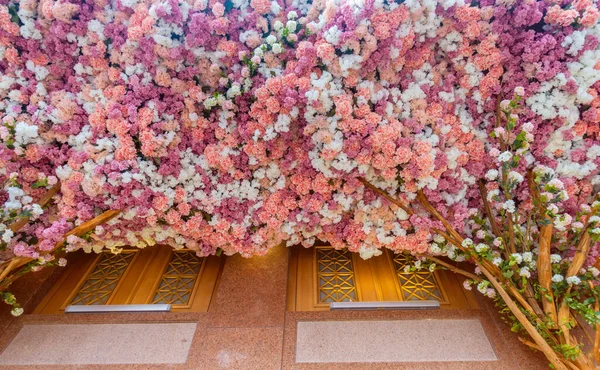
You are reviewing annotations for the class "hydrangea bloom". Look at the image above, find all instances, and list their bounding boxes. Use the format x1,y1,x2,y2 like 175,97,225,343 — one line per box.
0,0,599,262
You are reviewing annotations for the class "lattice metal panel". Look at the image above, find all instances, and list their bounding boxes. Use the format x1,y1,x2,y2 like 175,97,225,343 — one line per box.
70,252,136,305
317,248,357,303
392,253,442,301
151,250,204,305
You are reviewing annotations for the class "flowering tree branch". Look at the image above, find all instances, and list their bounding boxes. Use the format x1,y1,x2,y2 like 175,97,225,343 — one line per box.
358,177,413,215
7,182,61,234
0,210,121,293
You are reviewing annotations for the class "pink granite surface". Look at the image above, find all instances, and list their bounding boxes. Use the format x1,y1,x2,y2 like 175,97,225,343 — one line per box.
208,244,289,328
296,319,497,363
0,323,197,365
281,309,548,370
196,327,284,370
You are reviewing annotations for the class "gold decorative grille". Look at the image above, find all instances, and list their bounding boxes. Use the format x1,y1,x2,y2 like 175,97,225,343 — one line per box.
70,252,136,305
151,250,204,305
392,253,442,301
317,247,357,303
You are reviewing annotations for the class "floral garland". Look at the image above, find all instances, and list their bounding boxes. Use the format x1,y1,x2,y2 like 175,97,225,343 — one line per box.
0,0,599,274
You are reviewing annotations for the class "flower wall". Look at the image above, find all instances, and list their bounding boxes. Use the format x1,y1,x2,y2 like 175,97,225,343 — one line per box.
1,0,600,262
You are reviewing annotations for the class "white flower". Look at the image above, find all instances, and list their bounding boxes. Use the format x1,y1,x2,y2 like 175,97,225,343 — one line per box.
511,253,523,264
286,20,297,32
253,47,264,58
31,203,44,218
553,214,572,230
547,204,559,214
492,257,502,266
463,280,472,291
550,254,562,264
272,43,283,54
11,307,24,316
203,97,218,109
589,267,599,277
487,189,499,202
475,243,488,253
265,35,277,44
1,229,14,243
429,263,436,272
58,258,67,267
566,276,581,285
522,252,533,263
571,221,584,230
287,11,297,19
589,216,600,225
502,200,516,213
508,171,524,184
430,243,442,254
358,245,382,260
485,169,499,181
520,267,531,278
273,20,283,31
477,281,487,294
498,151,513,162
552,274,564,283
461,238,474,248
547,178,564,190
414,260,422,269
590,228,600,235
14,121,39,146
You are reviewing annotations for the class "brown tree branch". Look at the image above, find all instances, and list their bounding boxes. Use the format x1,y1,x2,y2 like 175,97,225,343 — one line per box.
589,281,600,365
427,256,482,282
538,222,558,327
358,177,414,215
480,266,569,370
478,180,502,237
0,210,121,291
8,182,61,233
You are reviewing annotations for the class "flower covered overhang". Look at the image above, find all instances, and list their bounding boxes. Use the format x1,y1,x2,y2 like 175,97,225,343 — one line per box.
0,0,600,261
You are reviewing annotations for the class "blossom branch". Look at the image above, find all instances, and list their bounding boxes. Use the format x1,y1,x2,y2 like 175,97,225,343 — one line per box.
479,265,569,370
358,178,413,215
7,182,61,233
478,180,502,238
426,256,482,282
0,210,121,292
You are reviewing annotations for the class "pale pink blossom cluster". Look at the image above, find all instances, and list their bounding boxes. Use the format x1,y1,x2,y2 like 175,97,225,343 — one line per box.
0,0,598,262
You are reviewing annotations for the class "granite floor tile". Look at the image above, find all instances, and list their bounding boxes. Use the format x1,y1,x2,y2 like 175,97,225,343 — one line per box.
198,327,284,370
208,244,289,328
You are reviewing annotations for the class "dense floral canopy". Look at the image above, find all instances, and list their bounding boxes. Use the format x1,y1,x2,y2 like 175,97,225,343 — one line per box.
1,0,599,262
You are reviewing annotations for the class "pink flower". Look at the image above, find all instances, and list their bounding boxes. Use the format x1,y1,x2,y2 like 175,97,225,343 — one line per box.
250,0,271,14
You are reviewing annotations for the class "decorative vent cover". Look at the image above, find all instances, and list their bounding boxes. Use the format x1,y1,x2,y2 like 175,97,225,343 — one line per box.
392,253,442,301
151,250,204,305
70,252,136,305
316,248,357,303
